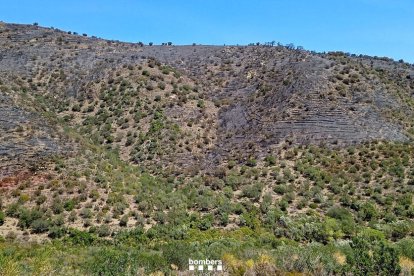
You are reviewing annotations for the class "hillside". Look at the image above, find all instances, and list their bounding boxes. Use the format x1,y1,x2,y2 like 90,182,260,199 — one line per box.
0,22,414,275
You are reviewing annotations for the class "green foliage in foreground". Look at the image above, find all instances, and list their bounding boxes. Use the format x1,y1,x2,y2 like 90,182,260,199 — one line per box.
0,226,412,275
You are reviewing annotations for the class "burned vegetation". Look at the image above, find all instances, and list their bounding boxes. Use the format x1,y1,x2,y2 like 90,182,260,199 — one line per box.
0,22,413,275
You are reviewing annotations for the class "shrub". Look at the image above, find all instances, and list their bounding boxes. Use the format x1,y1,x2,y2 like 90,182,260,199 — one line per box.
51,200,64,214
72,104,81,112
197,214,213,230
96,225,112,237
279,200,289,211
260,194,272,213
0,211,4,225
242,183,263,201
240,211,261,229
18,209,43,229
120,215,129,227
358,202,378,221
346,236,401,275
246,158,257,167
31,219,50,233
35,195,47,205
66,229,96,245
197,100,205,108
389,221,413,240
265,155,276,166
157,83,166,90
225,173,245,190
68,211,77,222
48,226,66,239
320,218,344,242
6,203,20,217
85,248,143,275
64,199,76,211
327,206,352,221
396,238,414,259
274,185,287,195
80,208,93,219
219,212,229,226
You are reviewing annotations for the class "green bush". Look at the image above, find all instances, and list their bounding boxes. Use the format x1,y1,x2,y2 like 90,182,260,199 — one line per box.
18,208,43,229
162,241,198,270
246,158,257,167
242,183,263,201
96,225,112,237
31,219,50,233
327,206,352,221
265,155,276,166
274,184,287,195
64,199,76,211
65,229,97,245
85,248,142,275
358,202,378,221
346,236,401,275
197,214,213,230
80,208,93,219
396,238,414,259
120,215,129,227
48,226,66,239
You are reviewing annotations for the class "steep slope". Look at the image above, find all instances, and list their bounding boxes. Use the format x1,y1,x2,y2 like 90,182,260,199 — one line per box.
1,21,414,275
0,22,413,252
0,82,70,183
1,23,414,175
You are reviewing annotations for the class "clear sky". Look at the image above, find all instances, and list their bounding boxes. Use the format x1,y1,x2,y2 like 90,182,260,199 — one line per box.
1,0,413,62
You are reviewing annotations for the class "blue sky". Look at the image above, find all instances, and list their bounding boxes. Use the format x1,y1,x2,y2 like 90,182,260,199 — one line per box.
1,0,413,62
